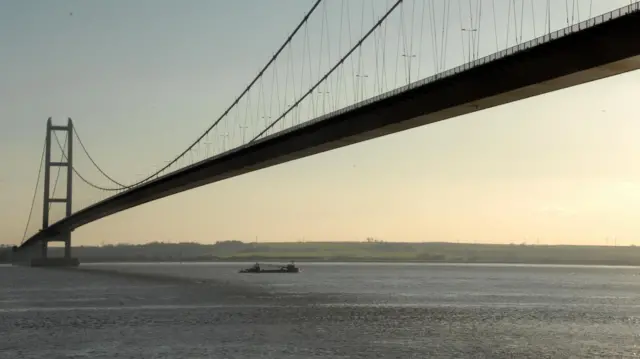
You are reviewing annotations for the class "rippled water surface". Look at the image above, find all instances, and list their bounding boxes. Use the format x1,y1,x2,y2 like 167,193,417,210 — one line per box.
1,262,640,358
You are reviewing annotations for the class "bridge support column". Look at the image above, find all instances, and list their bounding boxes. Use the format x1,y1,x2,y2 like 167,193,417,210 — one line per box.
13,118,79,267
43,118,74,231
26,231,78,267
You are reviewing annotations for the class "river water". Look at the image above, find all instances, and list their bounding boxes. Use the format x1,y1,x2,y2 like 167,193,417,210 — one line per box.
1,262,639,358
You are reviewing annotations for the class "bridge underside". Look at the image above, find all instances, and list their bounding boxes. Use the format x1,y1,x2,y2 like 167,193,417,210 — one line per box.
21,9,640,250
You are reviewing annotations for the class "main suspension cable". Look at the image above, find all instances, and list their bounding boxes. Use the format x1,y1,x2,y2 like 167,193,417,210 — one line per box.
53,131,119,191
251,0,404,142
21,140,46,244
101,0,325,191
47,1,325,194
73,125,126,187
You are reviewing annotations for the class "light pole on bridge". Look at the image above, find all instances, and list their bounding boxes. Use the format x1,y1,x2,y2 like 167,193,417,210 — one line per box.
461,28,478,62
261,116,272,128
238,124,248,144
220,133,229,152
355,74,368,101
204,141,213,157
317,90,330,114
402,54,417,83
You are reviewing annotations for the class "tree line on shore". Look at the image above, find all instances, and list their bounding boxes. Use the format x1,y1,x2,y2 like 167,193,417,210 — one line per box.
2,240,639,265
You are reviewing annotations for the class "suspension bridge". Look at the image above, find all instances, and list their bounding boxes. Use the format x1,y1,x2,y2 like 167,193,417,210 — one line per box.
8,0,640,266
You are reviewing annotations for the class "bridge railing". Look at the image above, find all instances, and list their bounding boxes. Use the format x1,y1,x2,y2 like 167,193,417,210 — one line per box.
246,1,640,150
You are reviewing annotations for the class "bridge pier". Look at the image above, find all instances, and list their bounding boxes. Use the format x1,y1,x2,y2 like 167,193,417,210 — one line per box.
31,231,78,267
12,231,79,267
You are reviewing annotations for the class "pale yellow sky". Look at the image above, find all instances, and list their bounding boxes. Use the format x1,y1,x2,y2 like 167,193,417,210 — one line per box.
2,0,640,247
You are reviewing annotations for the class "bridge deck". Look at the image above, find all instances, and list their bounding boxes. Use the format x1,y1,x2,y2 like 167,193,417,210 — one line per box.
22,3,640,248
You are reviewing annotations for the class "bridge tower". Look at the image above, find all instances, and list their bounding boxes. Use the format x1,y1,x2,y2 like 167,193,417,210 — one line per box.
38,117,76,264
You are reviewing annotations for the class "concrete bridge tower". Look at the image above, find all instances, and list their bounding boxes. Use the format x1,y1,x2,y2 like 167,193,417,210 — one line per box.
13,117,79,267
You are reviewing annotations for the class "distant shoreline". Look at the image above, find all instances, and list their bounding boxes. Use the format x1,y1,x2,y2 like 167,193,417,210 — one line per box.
3,241,640,267
71,257,640,267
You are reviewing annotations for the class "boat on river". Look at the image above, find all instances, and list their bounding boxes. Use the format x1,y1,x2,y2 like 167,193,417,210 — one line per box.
239,262,301,274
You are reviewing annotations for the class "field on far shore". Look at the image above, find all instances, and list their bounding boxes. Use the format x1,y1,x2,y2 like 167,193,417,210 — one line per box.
4,240,639,266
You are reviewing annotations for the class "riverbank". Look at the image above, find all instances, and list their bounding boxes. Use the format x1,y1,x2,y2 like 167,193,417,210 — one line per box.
71,257,640,267
3,241,640,266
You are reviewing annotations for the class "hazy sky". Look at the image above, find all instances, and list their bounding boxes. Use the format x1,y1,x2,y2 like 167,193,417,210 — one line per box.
2,0,640,246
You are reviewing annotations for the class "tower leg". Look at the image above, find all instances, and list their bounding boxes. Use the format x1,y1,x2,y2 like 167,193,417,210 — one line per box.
42,118,52,235
64,119,74,261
